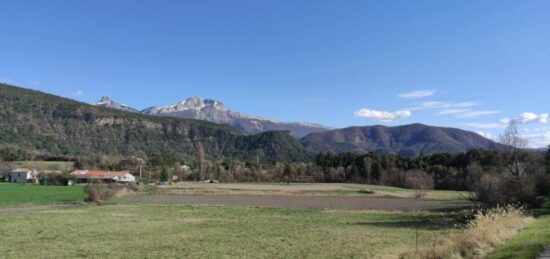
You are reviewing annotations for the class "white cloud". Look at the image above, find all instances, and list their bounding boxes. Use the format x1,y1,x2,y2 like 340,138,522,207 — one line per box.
476,131,495,140
409,101,478,111
520,129,550,148
501,112,548,125
466,123,506,129
32,81,40,85
438,109,470,115
354,109,411,122
469,113,547,129
398,90,435,99
73,90,84,96
456,110,501,118
438,109,500,118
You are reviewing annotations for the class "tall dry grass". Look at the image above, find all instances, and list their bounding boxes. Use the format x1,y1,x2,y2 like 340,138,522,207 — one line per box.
400,206,533,259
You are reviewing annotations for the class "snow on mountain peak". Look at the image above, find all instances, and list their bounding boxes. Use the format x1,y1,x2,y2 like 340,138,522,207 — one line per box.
94,96,136,112
95,96,113,105
95,94,330,138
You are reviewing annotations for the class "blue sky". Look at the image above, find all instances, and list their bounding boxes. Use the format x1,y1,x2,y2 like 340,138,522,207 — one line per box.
1,0,549,147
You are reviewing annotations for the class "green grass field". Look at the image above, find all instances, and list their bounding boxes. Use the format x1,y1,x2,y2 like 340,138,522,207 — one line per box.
0,204,460,258
0,183,85,206
0,182,542,258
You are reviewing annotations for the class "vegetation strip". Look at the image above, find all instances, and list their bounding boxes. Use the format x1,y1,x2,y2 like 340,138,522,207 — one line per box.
401,206,533,259
487,200,550,258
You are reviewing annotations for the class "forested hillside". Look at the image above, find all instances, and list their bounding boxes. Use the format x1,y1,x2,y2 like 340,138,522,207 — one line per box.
0,84,310,163
301,124,503,156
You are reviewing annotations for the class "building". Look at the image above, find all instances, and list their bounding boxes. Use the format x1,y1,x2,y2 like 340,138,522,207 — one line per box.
70,170,136,183
9,168,39,183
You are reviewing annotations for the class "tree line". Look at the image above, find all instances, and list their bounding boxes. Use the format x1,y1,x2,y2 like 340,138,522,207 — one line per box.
2,124,549,208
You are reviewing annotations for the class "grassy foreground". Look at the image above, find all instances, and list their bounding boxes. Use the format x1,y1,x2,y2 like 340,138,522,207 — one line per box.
486,215,550,259
0,204,458,258
0,183,85,206
487,199,550,258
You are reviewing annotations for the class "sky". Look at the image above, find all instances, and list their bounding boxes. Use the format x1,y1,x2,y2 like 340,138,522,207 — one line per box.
1,0,549,147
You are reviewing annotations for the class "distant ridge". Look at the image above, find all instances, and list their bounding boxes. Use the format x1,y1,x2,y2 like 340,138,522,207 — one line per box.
300,123,503,156
94,95,331,138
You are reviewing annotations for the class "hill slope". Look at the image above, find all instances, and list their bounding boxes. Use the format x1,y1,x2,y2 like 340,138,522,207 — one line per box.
0,83,310,163
300,124,502,156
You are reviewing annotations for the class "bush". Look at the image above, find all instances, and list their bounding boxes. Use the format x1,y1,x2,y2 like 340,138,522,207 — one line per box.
400,206,533,259
84,183,124,204
471,172,539,208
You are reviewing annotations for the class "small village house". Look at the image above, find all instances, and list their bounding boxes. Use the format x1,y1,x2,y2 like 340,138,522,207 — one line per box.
70,170,136,183
9,168,39,183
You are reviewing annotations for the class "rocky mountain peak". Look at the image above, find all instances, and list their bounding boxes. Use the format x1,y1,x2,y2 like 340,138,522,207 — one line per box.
94,96,137,112
97,94,330,138
96,96,114,105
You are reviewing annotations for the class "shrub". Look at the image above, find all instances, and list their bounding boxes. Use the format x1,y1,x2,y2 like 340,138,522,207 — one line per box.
400,206,533,259
471,172,539,208
84,183,124,204
358,188,375,194
144,184,164,195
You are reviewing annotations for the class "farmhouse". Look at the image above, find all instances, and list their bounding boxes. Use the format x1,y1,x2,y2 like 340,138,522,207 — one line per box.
9,168,39,183
70,170,136,183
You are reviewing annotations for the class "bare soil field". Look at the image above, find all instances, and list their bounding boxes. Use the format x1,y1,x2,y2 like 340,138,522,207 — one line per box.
120,194,469,212
159,182,470,200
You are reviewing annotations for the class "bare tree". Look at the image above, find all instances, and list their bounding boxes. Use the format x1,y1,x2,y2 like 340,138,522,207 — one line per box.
403,170,434,199
0,161,14,181
499,123,530,193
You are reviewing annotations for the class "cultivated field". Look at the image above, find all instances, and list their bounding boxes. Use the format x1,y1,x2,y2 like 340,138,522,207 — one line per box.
121,194,467,212
159,182,470,200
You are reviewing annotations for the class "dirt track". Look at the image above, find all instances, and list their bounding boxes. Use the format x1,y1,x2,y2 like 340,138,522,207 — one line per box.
121,194,470,212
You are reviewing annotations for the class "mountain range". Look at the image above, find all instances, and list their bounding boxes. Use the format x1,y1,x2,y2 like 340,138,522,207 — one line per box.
300,124,503,156
0,83,504,160
0,83,310,163
94,96,332,138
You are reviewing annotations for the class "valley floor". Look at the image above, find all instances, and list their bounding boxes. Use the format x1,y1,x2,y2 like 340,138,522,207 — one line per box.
1,182,545,258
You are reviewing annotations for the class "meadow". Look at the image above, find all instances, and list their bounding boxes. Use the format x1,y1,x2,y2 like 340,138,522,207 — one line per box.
0,182,546,258
0,204,460,258
0,183,85,206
